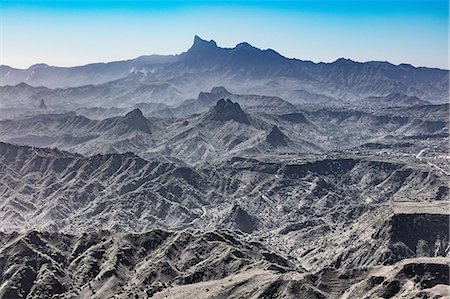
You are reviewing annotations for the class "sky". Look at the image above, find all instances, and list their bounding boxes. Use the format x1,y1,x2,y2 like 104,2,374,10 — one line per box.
0,0,448,69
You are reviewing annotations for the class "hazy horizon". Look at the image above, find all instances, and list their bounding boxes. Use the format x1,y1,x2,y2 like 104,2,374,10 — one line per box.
1,0,448,69
1,34,450,71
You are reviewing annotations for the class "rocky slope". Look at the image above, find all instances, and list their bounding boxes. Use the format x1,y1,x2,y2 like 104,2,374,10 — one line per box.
0,142,448,271
0,229,447,298
0,229,296,298
156,257,449,299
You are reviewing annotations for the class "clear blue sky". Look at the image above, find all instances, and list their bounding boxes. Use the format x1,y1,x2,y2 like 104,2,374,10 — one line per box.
1,0,448,69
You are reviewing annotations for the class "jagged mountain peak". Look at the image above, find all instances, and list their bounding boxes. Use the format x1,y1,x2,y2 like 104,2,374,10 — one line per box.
205,99,250,124
191,35,218,50
266,125,288,146
125,108,144,118
38,99,47,109
197,87,231,103
334,57,356,64
123,108,151,133
181,35,222,65
216,98,237,108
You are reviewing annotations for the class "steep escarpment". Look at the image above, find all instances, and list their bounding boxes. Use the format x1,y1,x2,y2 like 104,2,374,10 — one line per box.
332,212,449,270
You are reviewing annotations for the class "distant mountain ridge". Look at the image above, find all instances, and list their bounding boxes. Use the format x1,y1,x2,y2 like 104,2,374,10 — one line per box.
1,36,448,106
0,55,177,88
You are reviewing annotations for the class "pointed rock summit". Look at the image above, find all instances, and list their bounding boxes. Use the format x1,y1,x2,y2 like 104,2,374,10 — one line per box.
182,35,222,65
125,108,144,118
189,35,218,52
38,99,47,110
197,87,231,103
124,108,151,133
266,125,288,146
206,99,250,124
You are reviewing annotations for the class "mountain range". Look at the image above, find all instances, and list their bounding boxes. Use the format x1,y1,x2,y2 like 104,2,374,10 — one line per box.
0,99,446,164
1,36,448,111
0,35,449,298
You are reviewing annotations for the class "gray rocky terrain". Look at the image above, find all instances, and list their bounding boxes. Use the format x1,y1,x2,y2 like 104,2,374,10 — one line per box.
0,98,446,165
0,36,448,298
0,139,448,297
1,226,447,298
